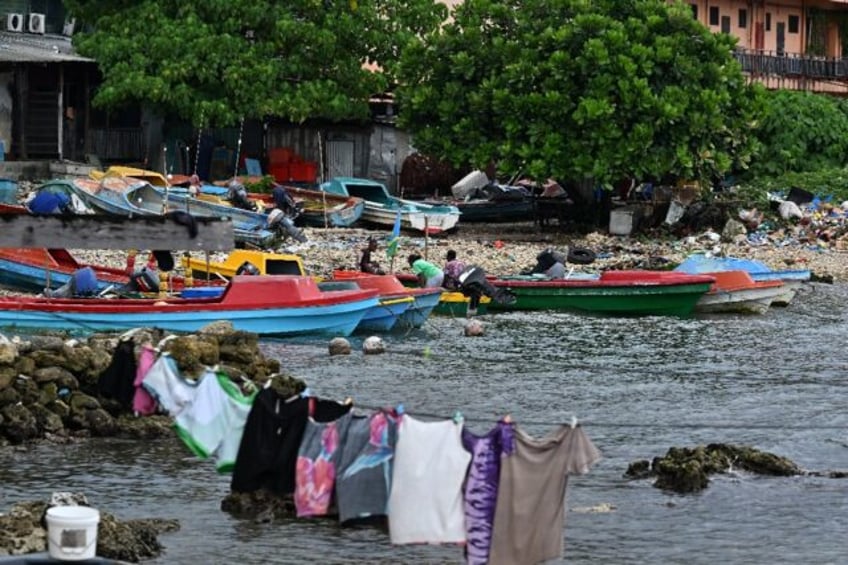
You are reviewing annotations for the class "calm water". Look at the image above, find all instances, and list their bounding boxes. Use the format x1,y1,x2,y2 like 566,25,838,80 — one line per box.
2,282,847,564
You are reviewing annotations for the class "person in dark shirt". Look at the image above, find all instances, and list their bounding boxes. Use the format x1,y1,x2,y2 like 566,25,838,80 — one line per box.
360,238,385,274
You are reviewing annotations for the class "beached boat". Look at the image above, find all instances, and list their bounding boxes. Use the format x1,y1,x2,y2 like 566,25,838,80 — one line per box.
0,275,380,337
688,270,785,315
182,250,308,282
321,177,460,235
332,270,442,328
249,186,365,228
674,254,810,306
0,248,218,295
89,166,181,188
488,270,716,316
38,178,278,247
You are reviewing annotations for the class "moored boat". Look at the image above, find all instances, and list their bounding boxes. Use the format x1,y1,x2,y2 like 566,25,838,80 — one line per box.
332,270,442,328
182,250,308,281
0,275,380,337
689,270,785,315
488,270,716,316
251,186,365,228
321,177,460,235
674,253,810,307
432,292,492,316
318,280,414,332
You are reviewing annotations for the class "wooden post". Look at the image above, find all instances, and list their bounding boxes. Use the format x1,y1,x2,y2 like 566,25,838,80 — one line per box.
424,217,429,260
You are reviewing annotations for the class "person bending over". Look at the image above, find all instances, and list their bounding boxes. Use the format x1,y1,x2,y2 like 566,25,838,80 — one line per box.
408,254,444,288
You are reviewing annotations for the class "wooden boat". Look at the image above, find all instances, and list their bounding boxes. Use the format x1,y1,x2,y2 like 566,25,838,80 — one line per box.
0,275,380,337
674,254,810,306
321,177,460,235
0,248,217,295
332,270,443,328
688,270,785,315
488,270,716,316
250,185,365,228
90,166,192,188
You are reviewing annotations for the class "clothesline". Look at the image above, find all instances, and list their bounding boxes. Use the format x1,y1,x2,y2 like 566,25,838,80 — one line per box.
351,403,847,431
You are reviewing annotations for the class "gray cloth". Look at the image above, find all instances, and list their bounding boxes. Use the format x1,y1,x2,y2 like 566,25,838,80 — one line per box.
489,425,601,565
336,411,398,523
544,262,567,279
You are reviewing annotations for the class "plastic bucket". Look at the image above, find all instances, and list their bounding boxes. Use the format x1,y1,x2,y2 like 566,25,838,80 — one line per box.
45,506,100,561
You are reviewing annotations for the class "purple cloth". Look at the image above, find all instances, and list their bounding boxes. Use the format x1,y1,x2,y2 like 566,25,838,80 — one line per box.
461,421,515,565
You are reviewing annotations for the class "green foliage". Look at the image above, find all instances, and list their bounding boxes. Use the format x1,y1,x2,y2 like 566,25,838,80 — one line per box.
243,175,277,194
396,0,760,185
735,167,848,209
64,0,446,126
745,90,848,178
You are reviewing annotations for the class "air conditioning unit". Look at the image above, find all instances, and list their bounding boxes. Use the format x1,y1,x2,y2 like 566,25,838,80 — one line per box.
6,13,24,33
28,12,45,34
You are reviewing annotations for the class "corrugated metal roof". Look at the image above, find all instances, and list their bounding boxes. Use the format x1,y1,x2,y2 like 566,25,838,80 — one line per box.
0,31,94,63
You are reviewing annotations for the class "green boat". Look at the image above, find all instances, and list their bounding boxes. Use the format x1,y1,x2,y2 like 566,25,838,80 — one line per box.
488,271,715,317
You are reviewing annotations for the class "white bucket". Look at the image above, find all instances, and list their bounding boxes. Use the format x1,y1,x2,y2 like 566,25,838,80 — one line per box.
45,506,100,561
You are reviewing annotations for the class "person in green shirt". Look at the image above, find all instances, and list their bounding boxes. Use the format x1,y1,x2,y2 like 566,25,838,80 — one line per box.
407,254,445,288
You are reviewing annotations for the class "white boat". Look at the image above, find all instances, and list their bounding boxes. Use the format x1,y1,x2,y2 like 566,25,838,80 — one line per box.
320,177,460,234
694,271,786,314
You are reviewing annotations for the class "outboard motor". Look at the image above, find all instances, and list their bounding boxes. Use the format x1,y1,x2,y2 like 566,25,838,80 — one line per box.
235,261,261,276
268,208,308,243
457,265,516,307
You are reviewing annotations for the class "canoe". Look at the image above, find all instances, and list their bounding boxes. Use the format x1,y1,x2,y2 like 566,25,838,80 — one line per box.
0,275,380,337
488,270,716,316
332,270,442,328
674,254,810,307
690,270,785,315
321,177,460,235
182,250,308,281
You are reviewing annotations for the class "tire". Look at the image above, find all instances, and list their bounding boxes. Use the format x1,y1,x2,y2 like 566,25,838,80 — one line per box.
567,247,596,265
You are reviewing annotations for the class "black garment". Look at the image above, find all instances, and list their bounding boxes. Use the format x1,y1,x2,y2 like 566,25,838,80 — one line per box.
360,248,374,272
96,339,137,408
152,250,175,272
230,390,352,495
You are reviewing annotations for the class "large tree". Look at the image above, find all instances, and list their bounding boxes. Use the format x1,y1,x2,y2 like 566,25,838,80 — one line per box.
396,0,761,185
65,0,447,126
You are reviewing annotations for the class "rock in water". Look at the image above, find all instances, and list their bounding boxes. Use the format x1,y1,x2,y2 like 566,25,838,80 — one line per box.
328,337,352,356
363,336,385,355
464,320,485,337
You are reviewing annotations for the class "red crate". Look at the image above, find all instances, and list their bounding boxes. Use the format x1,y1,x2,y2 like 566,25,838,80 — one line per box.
288,161,318,183
268,147,294,165
269,164,290,183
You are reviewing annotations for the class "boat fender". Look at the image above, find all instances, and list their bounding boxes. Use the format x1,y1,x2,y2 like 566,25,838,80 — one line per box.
567,247,596,265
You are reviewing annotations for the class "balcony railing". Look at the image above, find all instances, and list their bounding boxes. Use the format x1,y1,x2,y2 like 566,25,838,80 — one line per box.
733,49,848,79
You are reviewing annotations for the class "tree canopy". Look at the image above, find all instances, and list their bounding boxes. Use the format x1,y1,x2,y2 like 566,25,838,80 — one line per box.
65,0,447,126
396,0,762,185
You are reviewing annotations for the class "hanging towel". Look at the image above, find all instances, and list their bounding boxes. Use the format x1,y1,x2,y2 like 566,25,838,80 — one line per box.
132,344,157,415
387,415,471,545
294,410,353,517
140,354,197,417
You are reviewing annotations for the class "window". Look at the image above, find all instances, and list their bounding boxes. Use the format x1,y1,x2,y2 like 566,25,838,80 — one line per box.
721,15,731,34
709,6,719,26
690,4,698,20
739,9,747,29
766,13,771,32
788,15,799,34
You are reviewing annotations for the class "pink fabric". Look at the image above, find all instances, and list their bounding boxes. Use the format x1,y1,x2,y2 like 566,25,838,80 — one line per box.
132,345,158,415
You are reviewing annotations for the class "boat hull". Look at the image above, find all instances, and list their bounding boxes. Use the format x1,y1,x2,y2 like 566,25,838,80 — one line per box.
432,292,491,316
0,276,380,337
489,271,715,316
397,289,442,328
356,297,414,332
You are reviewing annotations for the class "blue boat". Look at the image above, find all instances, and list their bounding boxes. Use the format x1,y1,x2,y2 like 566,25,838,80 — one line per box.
321,177,460,235
38,178,279,247
318,280,414,332
674,254,811,306
0,276,380,337
398,287,442,328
